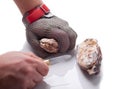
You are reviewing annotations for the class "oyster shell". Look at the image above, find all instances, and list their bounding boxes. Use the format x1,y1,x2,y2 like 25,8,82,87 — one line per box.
39,38,58,53
77,39,102,75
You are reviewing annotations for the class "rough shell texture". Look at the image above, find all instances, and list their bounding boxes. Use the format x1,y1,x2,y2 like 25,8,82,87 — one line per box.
77,39,102,75
39,38,58,53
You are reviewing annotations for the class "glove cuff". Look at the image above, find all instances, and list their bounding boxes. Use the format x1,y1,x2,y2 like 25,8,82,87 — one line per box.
22,4,53,26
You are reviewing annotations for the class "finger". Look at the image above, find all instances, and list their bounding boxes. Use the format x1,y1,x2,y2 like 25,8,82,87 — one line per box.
51,16,77,50
26,30,50,58
26,57,49,76
24,78,36,89
22,66,43,89
22,52,41,59
62,27,77,50
32,71,43,84
34,61,49,76
24,56,49,76
22,52,48,64
22,51,49,68
45,28,70,52
27,81,36,89
26,68,43,84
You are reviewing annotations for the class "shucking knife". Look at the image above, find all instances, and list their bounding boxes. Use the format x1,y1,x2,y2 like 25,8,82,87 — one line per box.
44,54,72,65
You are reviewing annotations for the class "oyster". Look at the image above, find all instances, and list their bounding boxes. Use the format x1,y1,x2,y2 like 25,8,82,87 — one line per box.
39,38,58,53
77,39,102,75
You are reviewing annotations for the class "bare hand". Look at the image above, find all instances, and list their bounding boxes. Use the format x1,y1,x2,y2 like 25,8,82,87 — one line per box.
0,51,49,89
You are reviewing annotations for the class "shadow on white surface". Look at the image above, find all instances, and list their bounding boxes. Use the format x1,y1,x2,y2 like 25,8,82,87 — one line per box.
76,63,103,89
34,81,51,89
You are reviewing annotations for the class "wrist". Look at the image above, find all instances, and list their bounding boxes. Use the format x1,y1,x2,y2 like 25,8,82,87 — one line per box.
22,4,54,27
14,0,43,15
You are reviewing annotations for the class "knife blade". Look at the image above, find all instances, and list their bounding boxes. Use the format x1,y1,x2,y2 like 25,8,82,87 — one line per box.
44,54,72,65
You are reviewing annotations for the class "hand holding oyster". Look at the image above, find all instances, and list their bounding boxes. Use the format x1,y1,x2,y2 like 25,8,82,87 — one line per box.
77,39,102,75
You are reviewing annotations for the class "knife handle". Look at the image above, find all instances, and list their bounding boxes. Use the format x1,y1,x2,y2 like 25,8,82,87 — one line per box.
44,59,50,65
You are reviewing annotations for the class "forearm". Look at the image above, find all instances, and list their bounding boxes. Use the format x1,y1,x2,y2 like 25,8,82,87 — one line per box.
14,0,43,15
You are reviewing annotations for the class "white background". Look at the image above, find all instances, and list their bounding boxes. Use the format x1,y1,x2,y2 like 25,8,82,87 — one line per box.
0,0,120,89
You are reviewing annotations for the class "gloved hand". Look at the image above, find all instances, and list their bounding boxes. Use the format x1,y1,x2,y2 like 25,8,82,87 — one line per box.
24,16,77,58
0,51,48,89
